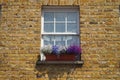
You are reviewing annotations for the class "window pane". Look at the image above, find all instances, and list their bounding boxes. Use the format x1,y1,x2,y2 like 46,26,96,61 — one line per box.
55,13,65,21
55,36,65,46
56,23,65,32
43,36,79,46
66,36,79,46
44,12,54,21
43,36,54,46
67,23,77,33
67,12,77,21
44,23,54,32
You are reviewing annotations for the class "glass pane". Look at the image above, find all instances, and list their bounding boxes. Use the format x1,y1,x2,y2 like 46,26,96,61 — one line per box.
55,12,65,21
44,23,54,32
55,36,65,46
44,12,54,21
56,23,65,32
43,36,54,46
67,23,77,33
66,36,79,46
67,12,77,21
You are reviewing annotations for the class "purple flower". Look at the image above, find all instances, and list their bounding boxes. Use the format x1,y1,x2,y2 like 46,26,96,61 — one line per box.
67,45,82,55
52,46,59,55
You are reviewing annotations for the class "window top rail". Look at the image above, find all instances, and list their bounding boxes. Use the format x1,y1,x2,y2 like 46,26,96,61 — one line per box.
42,33,79,35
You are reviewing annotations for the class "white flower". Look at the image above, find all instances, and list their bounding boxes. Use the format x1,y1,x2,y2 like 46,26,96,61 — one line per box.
41,45,52,54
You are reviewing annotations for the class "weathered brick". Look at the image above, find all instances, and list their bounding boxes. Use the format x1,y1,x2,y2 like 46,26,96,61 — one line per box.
0,0,120,80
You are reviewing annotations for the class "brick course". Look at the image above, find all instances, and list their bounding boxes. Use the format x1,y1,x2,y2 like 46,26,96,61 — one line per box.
0,0,120,80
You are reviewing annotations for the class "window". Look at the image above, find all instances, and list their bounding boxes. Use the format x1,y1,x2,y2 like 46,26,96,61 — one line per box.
41,6,80,47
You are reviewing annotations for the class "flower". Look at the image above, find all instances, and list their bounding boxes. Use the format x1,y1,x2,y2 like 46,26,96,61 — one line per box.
52,45,59,55
41,45,82,55
66,45,82,55
59,46,67,54
41,45,52,54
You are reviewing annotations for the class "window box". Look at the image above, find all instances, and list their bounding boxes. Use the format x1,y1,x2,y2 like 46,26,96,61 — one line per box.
45,54,58,61
41,45,82,61
45,54,80,61
57,54,76,61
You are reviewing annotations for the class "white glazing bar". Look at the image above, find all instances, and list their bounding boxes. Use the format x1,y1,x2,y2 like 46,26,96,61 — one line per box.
53,12,55,45
65,13,67,46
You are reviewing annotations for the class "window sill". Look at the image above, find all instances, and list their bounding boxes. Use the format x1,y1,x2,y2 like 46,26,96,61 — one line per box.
36,60,84,66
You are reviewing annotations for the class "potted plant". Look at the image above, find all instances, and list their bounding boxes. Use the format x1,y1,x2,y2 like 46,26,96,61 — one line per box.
59,45,82,61
41,45,82,61
66,45,82,55
41,45,52,54
41,45,57,61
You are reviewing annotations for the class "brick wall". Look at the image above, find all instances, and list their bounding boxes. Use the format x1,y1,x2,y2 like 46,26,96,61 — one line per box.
0,0,120,80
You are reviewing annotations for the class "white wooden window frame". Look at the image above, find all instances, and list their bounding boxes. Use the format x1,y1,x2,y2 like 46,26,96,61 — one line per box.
41,6,80,47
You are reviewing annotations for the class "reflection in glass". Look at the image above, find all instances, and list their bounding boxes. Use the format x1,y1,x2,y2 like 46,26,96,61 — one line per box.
66,36,79,46
55,36,65,46
56,23,65,32
55,12,65,21
44,23,54,32
43,36,54,45
67,23,77,33
67,12,77,21
43,36,79,46
44,12,54,21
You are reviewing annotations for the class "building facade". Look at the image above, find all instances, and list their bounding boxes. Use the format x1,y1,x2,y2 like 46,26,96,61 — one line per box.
0,0,120,80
